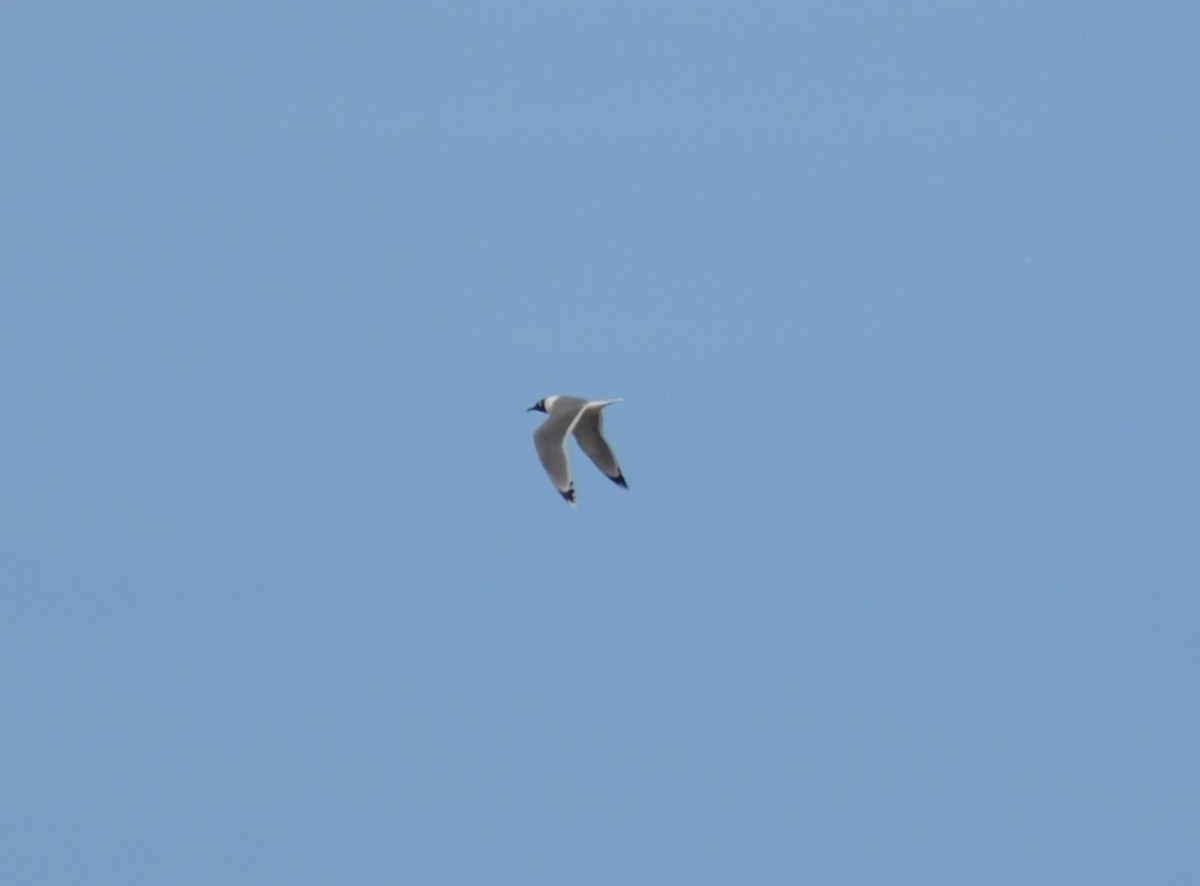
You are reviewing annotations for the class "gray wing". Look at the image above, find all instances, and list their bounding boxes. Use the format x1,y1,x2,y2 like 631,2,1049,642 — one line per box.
533,401,589,504
573,405,627,488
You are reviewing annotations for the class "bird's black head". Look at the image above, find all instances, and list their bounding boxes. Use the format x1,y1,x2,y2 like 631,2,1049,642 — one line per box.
527,398,548,413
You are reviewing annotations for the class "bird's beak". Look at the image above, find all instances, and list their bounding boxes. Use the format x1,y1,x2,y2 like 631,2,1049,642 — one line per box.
526,405,538,411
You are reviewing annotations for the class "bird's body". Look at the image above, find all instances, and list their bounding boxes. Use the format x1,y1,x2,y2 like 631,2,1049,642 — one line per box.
528,395,627,505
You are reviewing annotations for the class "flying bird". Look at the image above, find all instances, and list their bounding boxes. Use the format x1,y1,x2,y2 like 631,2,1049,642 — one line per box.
528,395,628,505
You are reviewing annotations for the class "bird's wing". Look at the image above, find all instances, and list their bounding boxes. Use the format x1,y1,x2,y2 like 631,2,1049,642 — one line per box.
573,403,627,488
533,401,589,504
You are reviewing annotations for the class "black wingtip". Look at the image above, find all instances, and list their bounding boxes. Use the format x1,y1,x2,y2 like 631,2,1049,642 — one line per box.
560,487,576,504
611,473,628,489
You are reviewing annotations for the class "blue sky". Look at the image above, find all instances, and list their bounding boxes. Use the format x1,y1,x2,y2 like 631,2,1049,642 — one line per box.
3,3,1197,883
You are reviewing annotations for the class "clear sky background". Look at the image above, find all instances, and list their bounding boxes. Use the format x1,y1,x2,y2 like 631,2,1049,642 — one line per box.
3,3,1197,883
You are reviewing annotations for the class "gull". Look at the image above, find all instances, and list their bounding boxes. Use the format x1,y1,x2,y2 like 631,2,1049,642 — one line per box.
527,395,628,505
